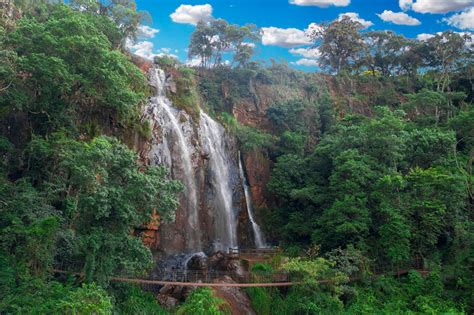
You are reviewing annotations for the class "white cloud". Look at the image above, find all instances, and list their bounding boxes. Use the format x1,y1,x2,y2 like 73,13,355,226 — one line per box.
289,0,350,7
186,57,231,67
444,7,474,30
289,47,320,68
289,47,321,59
187,58,202,67
126,40,156,60
305,23,323,39
262,26,312,48
416,33,435,41
137,25,159,38
291,58,319,66
338,12,373,29
157,52,179,59
400,0,473,13
170,4,213,25
241,42,256,48
126,40,178,60
399,0,413,10
377,10,421,26
416,31,474,47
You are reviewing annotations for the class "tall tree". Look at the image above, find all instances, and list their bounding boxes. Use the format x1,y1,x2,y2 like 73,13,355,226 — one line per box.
362,31,409,76
424,31,469,93
69,0,149,45
311,16,365,74
188,18,260,68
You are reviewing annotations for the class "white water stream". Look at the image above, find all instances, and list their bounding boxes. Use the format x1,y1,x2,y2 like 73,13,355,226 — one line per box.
200,112,238,250
148,68,201,251
238,152,266,248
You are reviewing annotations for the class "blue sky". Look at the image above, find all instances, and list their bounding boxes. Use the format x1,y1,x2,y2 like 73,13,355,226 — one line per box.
129,0,474,70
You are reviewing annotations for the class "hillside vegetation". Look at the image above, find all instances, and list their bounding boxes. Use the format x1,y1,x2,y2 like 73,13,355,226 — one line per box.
0,1,473,314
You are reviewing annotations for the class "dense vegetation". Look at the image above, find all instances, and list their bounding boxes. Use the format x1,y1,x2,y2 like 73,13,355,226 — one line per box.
1,0,473,314
183,15,473,314
0,1,184,313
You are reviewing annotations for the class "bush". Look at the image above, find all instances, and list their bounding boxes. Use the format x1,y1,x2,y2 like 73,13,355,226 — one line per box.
112,283,169,315
177,288,229,315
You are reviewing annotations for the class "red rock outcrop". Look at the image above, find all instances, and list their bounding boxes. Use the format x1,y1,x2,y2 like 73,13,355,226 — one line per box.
130,54,153,73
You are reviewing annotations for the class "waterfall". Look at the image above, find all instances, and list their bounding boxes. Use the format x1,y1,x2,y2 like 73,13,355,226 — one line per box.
238,152,266,248
148,67,201,251
200,112,238,251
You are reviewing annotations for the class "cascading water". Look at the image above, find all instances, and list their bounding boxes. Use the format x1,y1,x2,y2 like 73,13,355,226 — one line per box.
147,67,201,251
238,152,267,248
200,112,238,251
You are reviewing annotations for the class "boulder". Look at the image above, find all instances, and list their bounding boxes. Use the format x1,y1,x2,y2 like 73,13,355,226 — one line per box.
156,294,179,308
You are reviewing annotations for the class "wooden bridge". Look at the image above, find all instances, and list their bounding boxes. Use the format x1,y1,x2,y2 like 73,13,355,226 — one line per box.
53,269,294,287
53,248,428,288
52,267,429,288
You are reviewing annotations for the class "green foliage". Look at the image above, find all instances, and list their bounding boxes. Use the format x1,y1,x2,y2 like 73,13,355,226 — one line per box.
346,272,464,314
218,112,275,152
69,0,149,45
177,288,229,315
236,125,275,152
112,283,169,314
0,271,113,315
33,135,182,283
0,179,59,277
154,55,178,68
188,19,260,68
245,287,273,315
267,99,306,132
1,4,147,138
269,107,470,271
56,283,113,314
169,66,201,120
313,16,365,74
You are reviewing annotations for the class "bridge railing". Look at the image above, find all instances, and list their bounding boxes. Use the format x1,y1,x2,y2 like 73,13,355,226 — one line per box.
152,269,290,284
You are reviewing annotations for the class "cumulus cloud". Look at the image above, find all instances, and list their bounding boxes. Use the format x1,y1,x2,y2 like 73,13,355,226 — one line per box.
126,40,156,60
377,10,421,26
137,25,159,38
126,40,177,60
416,33,435,41
444,7,474,30
289,0,350,7
399,0,413,10
400,0,473,13
261,26,312,48
291,58,319,66
170,4,213,25
289,47,320,68
305,22,324,39
289,47,321,59
416,31,474,48
338,12,373,29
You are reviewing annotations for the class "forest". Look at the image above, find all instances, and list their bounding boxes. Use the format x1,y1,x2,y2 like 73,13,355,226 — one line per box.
0,0,473,314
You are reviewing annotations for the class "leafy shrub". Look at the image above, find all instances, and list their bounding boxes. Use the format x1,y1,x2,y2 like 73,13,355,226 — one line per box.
177,288,229,315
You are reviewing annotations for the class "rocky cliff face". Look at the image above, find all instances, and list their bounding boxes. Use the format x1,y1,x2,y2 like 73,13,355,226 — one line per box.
132,61,345,253
137,66,256,255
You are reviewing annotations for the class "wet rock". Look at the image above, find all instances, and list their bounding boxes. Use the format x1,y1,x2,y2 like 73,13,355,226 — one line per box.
226,260,246,278
212,276,256,315
159,284,187,300
156,294,179,308
186,254,208,271
208,251,227,269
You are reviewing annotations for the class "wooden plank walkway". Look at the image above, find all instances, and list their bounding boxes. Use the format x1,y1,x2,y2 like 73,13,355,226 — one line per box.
52,270,296,287
52,268,430,288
